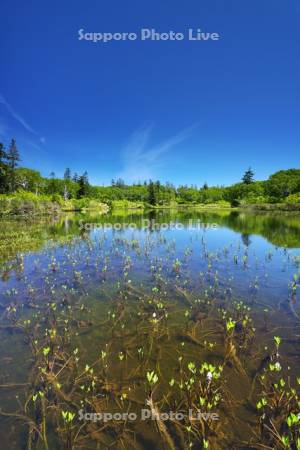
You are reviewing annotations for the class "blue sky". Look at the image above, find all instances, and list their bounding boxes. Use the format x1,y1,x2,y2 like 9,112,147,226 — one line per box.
0,0,299,186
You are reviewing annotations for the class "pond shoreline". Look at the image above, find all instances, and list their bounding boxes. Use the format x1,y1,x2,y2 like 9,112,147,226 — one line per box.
1,202,300,217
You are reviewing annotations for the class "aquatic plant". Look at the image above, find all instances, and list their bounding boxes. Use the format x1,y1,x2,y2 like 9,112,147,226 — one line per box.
0,212,300,449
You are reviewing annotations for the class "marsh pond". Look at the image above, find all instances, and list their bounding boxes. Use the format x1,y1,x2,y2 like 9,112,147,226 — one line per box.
0,209,300,449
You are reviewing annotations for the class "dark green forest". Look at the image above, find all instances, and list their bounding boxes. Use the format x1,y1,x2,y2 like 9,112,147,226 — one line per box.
1,139,300,213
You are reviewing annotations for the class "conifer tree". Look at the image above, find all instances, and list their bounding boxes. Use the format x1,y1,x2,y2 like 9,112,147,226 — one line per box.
7,139,20,191
0,143,9,193
242,167,255,184
64,168,72,180
147,180,156,206
77,171,90,198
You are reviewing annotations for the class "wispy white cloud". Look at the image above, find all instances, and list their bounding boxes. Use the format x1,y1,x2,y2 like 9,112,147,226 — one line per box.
0,93,45,144
0,119,9,140
24,139,48,155
119,123,199,182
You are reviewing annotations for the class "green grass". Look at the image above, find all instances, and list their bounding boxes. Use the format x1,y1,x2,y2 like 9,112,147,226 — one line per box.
0,191,108,216
1,191,300,216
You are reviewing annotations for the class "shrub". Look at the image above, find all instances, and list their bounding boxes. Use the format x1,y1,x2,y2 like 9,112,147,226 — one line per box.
231,199,240,207
0,192,61,215
111,200,144,209
285,193,300,204
51,193,64,205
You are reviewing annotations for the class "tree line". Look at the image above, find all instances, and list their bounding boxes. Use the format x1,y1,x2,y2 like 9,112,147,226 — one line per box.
1,139,300,206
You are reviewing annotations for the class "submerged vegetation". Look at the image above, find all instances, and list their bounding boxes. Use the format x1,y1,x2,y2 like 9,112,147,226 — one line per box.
0,210,300,449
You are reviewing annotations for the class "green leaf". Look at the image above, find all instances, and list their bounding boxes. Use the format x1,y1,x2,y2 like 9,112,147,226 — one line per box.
274,336,281,347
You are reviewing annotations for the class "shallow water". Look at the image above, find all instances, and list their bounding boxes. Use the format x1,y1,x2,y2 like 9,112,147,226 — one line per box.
0,210,300,449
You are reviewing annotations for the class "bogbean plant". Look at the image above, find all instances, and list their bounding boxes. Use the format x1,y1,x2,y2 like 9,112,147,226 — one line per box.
1,256,167,448
21,296,135,449
135,279,170,334
256,336,300,449
290,270,300,301
221,300,255,358
1,232,300,450
1,273,224,449
164,358,224,449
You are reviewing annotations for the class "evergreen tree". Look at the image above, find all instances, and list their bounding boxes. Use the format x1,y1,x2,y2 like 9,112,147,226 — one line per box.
242,167,255,184
7,139,20,169
82,170,89,185
73,172,79,183
147,180,156,206
203,182,208,190
0,142,8,163
155,180,161,204
7,139,20,191
77,171,90,198
64,168,72,180
48,172,57,194
0,143,9,193
115,178,125,188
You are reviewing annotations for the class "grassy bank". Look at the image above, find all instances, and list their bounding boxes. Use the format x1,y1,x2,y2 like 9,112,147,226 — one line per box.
242,203,300,211
1,192,300,216
111,200,144,209
0,192,108,216
148,201,233,209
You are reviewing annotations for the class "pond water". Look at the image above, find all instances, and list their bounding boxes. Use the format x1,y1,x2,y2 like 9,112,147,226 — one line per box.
0,210,300,449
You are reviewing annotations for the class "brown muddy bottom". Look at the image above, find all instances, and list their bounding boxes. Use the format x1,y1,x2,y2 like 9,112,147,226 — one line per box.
0,211,299,449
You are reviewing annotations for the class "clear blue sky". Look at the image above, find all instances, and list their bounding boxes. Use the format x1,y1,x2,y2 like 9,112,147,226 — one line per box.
0,0,299,186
